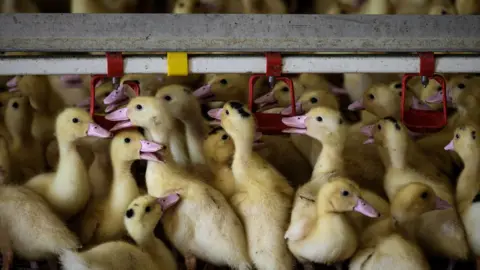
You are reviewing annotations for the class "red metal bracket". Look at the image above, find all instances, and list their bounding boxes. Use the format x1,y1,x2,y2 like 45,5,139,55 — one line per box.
106,52,124,78
247,53,297,135
400,53,447,133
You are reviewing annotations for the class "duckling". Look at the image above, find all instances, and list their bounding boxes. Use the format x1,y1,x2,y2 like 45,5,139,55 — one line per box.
48,75,91,107
255,79,307,111
0,136,9,185
60,241,157,270
209,101,293,270
0,185,80,270
70,0,138,13
363,117,471,266
445,124,480,257
0,91,14,142
287,177,380,268
77,80,115,113
343,74,401,103
124,194,179,270
454,0,479,14
281,88,339,115
24,108,111,220
105,97,252,270
78,130,159,245
4,95,45,183
194,74,269,104
85,137,112,200
350,182,450,270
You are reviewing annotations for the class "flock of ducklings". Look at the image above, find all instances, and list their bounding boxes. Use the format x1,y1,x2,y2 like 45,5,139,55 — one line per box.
0,70,480,270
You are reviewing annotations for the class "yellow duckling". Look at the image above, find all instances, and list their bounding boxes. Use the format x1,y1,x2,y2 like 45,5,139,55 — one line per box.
124,194,180,270
70,0,138,12
287,177,380,269
0,136,10,185
0,91,15,142
4,95,45,183
48,75,91,107
255,79,307,111
79,130,160,245
105,97,252,270
350,182,450,270
445,124,480,258
24,108,112,220
455,0,479,14
0,185,80,270
209,101,294,270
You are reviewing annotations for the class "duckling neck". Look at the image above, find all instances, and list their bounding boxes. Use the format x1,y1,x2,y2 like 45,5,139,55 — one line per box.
112,160,134,181
232,135,254,166
312,142,344,178
385,137,408,169
393,216,419,241
456,153,480,213
183,119,207,166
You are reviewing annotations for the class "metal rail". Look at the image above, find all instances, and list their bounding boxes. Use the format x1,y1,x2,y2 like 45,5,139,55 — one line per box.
0,14,479,52
0,54,479,75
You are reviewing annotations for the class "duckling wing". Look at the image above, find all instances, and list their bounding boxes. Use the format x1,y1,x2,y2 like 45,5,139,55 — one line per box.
77,201,103,245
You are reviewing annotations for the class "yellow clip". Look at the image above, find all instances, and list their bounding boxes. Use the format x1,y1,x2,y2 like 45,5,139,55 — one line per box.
167,52,189,76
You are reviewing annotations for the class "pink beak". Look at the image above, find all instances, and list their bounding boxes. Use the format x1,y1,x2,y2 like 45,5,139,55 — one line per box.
254,91,276,106
329,85,348,95
360,124,375,144
193,84,213,99
6,77,17,88
105,108,129,121
444,140,454,151
348,99,365,111
281,115,307,134
87,123,112,138
208,108,223,120
139,139,165,162
411,96,433,110
104,85,127,105
435,197,451,210
281,101,303,115
110,121,134,132
157,193,181,211
353,197,380,218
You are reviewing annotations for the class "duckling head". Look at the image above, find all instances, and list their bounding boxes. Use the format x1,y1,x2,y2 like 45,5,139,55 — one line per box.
204,126,235,165
445,124,480,161
194,74,249,102
111,130,165,163
349,82,405,118
155,84,200,122
281,89,339,115
429,4,456,15
361,117,408,147
105,97,175,142
4,95,32,138
391,182,451,223
255,80,306,109
317,177,380,218
282,106,347,144
124,193,181,241
425,75,475,107
55,108,112,143
207,101,256,145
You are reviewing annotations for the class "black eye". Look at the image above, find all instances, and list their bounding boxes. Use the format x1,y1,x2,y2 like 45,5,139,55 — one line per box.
136,104,143,110
394,83,402,89
72,118,79,123
145,206,151,213
0,102,3,107
456,134,460,139
472,131,476,140
441,9,448,15
377,124,382,130
458,83,465,89
225,110,229,115
221,134,228,140
394,123,401,131
342,190,349,196
125,209,134,218
220,79,227,85
316,116,323,122
282,87,289,92
164,95,172,101
12,102,18,109
124,138,131,143
178,2,184,7
339,118,343,125
421,191,428,199
368,94,375,100
310,97,318,104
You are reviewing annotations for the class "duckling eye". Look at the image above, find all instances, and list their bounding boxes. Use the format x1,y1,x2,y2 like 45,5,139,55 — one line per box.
368,94,375,100
472,131,476,140
437,86,442,91
164,95,172,101
72,118,79,123
420,191,428,199
221,134,228,140
220,79,228,85
310,97,318,104
136,104,143,110
0,102,3,107
225,110,229,115
456,134,460,139
377,124,382,130
281,87,289,93
178,2,184,7
341,190,349,196
441,9,448,15
125,209,134,218
339,118,343,125
12,102,19,109
394,83,402,89
145,206,151,213
124,137,131,143
458,83,466,89
316,116,323,122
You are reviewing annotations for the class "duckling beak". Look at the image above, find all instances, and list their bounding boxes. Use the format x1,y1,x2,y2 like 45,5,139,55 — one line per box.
207,108,222,120
254,91,277,107
425,91,443,104
87,123,112,138
6,77,17,88
60,75,84,88
193,84,214,99
281,116,307,134
104,85,127,105
348,99,364,111
329,85,348,95
105,100,128,113
139,140,165,162
281,101,303,116
435,196,452,210
444,140,454,151
110,121,134,132
8,87,18,92
157,193,181,211
353,197,380,218
411,96,433,111
105,108,129,121
360,125,375,144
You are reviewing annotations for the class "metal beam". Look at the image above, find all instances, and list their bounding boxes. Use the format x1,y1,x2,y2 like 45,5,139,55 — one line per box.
0,14,479,52
0,54,479,75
